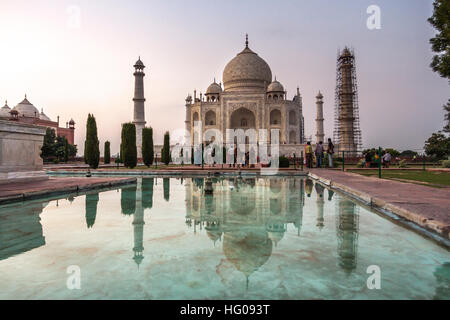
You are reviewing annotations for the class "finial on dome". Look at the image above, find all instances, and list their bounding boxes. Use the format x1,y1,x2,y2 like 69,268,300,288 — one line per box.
214,77,216,83
274,75,277,81
245,34,248,48
25,93,27,99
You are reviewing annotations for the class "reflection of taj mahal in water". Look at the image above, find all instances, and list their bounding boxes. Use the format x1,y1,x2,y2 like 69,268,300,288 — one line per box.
1,179,449,299
183,177,360,280
0,178,361,279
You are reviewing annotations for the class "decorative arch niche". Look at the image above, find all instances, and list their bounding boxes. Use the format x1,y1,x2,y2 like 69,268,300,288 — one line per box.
270,109,281,125
205,110,216,126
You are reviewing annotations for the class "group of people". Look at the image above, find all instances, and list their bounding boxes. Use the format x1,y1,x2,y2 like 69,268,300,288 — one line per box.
364,150,392,168
305,138,335,169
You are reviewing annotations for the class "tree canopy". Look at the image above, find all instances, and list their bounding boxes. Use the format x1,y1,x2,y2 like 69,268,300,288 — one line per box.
428,0,450,79
424,132,450,159
41,128,77,162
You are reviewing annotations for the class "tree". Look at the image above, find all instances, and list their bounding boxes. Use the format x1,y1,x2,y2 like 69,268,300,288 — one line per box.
84,114,100,169
424,132,450,160
41,128,56,159
142,127,154,167
41,128,77,162
444,100,450,133
121,123,137,168
400,150,418,157
428,0,450,79
161,131,170,165
384,148,400,157
104,141,111,164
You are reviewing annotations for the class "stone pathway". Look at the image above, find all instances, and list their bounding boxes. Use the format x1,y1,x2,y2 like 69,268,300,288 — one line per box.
308,169,450,240
0,177,136,204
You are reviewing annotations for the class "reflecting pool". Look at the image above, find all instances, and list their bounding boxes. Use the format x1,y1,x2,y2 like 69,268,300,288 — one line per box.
0,177,449,300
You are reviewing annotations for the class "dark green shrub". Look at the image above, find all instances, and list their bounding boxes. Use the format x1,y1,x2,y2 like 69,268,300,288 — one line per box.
84,114,100,169
104,141,111,164
121,123,137,168
279,156,290,168
142,127,154,167
161,131,170,165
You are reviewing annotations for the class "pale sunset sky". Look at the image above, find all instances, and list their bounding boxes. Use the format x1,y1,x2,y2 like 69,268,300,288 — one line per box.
0,0,448,154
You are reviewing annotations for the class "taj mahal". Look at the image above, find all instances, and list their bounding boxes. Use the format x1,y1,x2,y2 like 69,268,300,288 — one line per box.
131,35,361,157
184,35,306,154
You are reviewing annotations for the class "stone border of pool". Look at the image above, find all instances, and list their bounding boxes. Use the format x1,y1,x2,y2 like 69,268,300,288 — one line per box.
0,177,137,205
46,169,308,177
308,171,450,248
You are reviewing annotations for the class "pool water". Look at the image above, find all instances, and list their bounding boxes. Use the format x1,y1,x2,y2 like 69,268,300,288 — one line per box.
0,176,449,300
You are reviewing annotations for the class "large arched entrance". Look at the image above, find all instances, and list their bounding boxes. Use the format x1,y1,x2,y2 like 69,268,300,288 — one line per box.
230,108,256,129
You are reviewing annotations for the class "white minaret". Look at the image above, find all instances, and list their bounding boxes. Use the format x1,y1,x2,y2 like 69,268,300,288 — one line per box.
315,91,324,144
133,57,146,158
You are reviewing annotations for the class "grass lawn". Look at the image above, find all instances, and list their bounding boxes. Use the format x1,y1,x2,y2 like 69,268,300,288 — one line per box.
349,170,450,187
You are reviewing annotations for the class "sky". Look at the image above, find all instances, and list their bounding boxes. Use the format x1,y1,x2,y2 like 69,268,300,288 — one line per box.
0,0,448,154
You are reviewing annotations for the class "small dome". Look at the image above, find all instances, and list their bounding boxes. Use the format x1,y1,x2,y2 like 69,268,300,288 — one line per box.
267,231,284,246
267,79,284,93
1,100,11,111
134,57,145,68
316,91,323,99
206,80,222,94
39,109,51,121
0,101,11,119
69,118,75,125
13,95,40,118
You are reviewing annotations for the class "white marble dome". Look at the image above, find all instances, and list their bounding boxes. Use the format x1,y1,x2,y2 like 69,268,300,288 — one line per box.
206,81,222,94
222,43,272,92
13,96,39,118
0,101,11,119
267,79,284,93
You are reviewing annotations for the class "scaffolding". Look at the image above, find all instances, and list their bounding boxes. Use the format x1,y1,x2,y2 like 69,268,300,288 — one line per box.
333,48,363,153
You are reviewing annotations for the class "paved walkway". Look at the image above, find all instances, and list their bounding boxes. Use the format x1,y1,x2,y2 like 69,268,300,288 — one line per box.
309,169,450,240
0,177,136,204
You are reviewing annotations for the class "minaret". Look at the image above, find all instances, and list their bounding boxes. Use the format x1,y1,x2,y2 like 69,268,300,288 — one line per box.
315,182,325,230
336,195,359,274
295,87,305,144
185,94,192,146
133,57,146,159
315,91,324,144
334,48,362,153
133,180,145,268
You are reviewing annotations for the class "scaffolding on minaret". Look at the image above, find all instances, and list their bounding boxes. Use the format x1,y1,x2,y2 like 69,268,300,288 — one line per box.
333,48,362,154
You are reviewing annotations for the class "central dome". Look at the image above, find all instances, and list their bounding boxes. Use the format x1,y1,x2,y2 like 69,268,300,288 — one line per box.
222,40,272,93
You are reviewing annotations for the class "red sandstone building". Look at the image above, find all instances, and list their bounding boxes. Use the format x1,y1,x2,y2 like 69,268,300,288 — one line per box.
0,95,75,145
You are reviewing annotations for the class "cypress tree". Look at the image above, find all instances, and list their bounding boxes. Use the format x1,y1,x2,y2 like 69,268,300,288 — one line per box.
104,141,111,164
84,114,100,169
161,131,170,165
63,138,69,163
121,123,137,168
142,127,154,167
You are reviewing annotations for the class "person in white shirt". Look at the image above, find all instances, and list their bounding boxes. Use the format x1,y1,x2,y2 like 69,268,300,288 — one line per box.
382,152,392,168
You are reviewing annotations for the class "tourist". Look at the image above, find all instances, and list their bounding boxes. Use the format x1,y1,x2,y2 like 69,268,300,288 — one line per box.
305,142,313,168
326,138,334,168
315,141,324,168
382,151,392,168
365,152,371,168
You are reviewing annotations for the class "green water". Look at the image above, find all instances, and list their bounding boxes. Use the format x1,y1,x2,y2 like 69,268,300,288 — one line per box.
0,176,448,300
